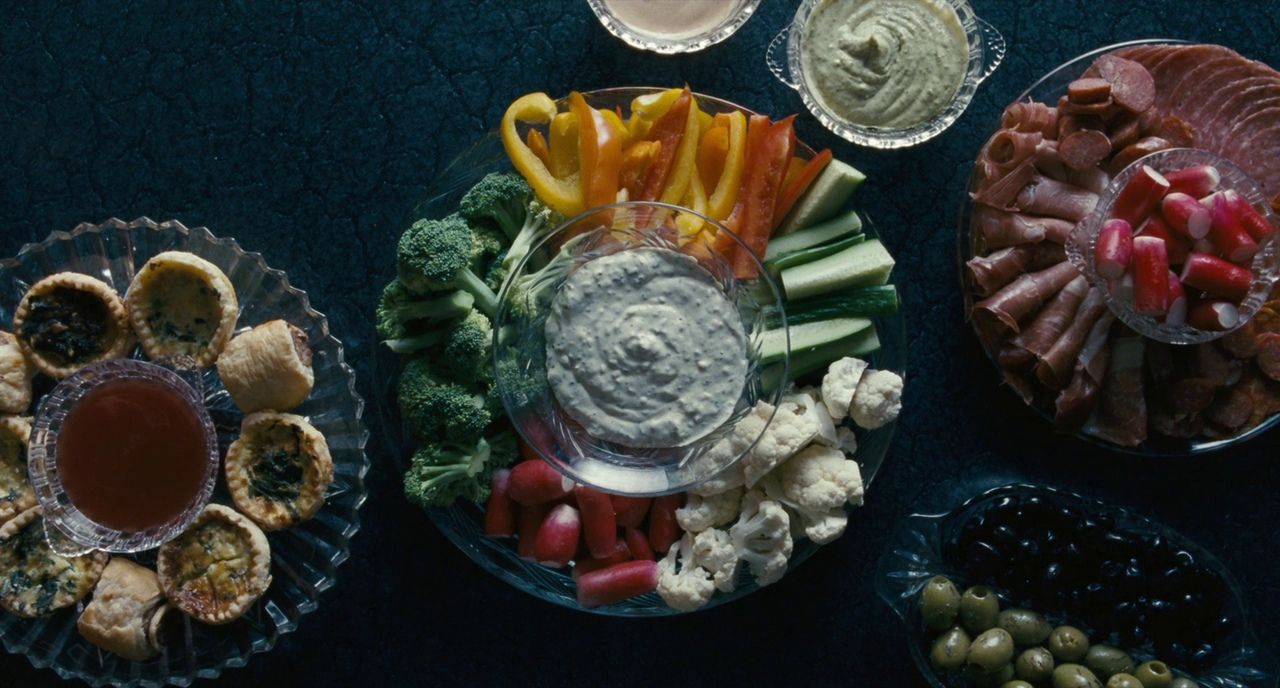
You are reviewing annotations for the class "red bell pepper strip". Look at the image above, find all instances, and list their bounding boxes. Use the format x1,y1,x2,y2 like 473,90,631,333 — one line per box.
569,91,623,210
636,90,692,201
772,149,832,229
728,116,795,278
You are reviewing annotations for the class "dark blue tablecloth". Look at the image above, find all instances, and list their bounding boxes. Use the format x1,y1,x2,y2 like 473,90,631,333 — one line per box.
2,1,1278,685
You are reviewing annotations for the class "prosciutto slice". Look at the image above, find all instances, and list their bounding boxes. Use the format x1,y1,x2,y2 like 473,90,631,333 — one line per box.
1001,100,1059,137
973,161,1038,208
999,276,1089,370
972,207,1074,253
984,130,1044,173
1015,175,1099,222
966,243,1067,297
1054,313,1114,429
972,261,1080,342
1083,331,1148,447
1034,287,1108,389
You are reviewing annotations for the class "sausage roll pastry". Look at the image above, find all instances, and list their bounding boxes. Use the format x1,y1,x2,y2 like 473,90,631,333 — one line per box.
77,558,174,662
216,320,315,412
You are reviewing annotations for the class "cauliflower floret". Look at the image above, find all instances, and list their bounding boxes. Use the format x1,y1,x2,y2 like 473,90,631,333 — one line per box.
787,387,838,447
676,487,743,533
739,400,818,487
821,357,869,421
728,490,793,586
691,528,739,593
779,445,864,511
656,533,716,612
850,369,904,430
759,472,854,545
690,459,746,497
835,426,858,457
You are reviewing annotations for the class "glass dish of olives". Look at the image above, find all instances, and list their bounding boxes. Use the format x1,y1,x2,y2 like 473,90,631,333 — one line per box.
874,484,1277,688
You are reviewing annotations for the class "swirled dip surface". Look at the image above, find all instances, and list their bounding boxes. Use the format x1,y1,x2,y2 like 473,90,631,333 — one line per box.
545,247,747,448
801,0,968,128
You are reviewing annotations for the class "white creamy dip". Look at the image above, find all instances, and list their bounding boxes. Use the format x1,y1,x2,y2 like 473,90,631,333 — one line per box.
601,0,740,40
545,247,748,448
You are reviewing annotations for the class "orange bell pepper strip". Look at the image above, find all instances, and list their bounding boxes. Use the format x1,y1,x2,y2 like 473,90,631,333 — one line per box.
569,91,623,210
773,149,833,230
707,111,747,221
620,140,662,200
526,128,551,168
659,94,702,205
698,125,729,192
548,112,580,180
501,93,583,217
780,156,807,194
637,90,693,201
728,115,795,278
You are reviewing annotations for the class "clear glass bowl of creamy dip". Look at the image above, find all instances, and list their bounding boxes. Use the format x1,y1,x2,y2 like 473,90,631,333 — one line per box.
586,0,763,54
492,201,787,496
766,0,1006,149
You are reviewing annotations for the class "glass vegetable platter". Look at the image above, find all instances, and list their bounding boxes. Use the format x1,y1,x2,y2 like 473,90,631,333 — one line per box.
376,87,906,616
956,39,1280,455
0,217,369,686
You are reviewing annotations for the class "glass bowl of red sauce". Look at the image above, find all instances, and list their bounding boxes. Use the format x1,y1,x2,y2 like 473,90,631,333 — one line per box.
27,358,220,555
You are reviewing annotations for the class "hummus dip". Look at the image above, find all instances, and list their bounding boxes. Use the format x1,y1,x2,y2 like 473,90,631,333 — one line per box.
800,0,969,129
545,247,747,448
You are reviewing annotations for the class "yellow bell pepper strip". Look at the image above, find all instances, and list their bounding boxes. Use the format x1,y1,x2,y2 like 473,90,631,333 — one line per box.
675,161,710,241
600,107,630,146
637,90,693,201
526,128,551,168
706,110,747,221
628,87,684,140
728,115,795,278
502,93,583,216
569,92,623,210
548,112,580,180
697,125,729,192
658,92,702,205
620,140,662,201
697,109,714,135
773,149,833,230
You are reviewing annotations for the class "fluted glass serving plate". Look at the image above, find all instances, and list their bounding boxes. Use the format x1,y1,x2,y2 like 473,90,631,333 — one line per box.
0,217,369,686
379,87,906,616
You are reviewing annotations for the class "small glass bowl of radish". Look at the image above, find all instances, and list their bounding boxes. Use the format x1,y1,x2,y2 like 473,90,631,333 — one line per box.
1068,148,1280,344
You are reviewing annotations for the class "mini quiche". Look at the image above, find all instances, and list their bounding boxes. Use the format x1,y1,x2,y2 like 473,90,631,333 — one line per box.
78,558,174,662
157,504,271,625
0,416,34,523
12,272,133,378
217,319,315,412
0,507,108,618
0,331,32,413
126,251,238,367
225,412,333,531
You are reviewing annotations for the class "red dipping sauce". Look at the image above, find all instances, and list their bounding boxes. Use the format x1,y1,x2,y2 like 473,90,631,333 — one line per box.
56,379,210,532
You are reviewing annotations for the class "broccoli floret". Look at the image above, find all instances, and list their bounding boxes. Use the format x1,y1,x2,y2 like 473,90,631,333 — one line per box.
376,280,475,341
469,220,505,275
484,247,510,292
384,310,492,380
500,199,562,278
459,173,534,242
403,437,494,507
398,357,491,442
396,214,499,317
504,232,587,320
486,431,519,471
493,357,545,411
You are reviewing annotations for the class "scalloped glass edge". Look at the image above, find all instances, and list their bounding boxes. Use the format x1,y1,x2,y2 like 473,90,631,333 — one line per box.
873,483,1278,688
585,0,762,55
384,87,905,616
0,217,370,687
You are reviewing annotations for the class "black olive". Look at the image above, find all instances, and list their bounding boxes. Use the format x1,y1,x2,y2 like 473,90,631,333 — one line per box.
965,540,1005,578
1188,642,1215,670
1206,615,1234,641
1161,641,1190,666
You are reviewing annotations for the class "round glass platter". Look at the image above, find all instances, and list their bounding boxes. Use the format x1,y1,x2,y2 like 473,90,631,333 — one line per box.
0,217,369,686
376,87,906,615
956,39,1280,455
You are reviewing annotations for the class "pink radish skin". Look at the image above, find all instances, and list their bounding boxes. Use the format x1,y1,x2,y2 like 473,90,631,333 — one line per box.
648,494,684,555
1188,300,1240,331
1095,218,1134,280
1161,192,1212,239
508,460,574,506
533,504,581,568
1165,164,1221,198
483,469,517,537
1131,236,1170,316
571,539,632,580
1165,273,1187,326
574,485,619,559
1112,165,1171,227
575,560,660,609
610,495,652,528
1206,191,1259,263
1181,252,1253,302
624,527,655,561
1226,190,1276,240
1138,216,1189,266
516,503,549,560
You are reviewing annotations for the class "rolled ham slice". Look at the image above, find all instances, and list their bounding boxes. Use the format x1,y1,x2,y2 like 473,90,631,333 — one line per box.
1054,313,1115,429
972,261,1081,342
1015,175,1100,222
974,160,1038,209
999,276,1090,371
966,243,1067,297
1035,286,1109,389
1083,331,1148,447
984,130,1045,172
972,207,1075,253
1001,100,1059,138
1032,139,1069,181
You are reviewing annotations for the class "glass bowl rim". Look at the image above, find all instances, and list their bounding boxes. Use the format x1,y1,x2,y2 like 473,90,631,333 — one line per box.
584,0,763,55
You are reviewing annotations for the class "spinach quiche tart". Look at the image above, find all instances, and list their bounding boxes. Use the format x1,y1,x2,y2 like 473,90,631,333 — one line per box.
0,331,32,414
225,412,333,531
126,251,239,367
12,272,133,378
77,558,174,662
156,504,271,625
0,416,34,524
216,319,315,412
0,506,108,618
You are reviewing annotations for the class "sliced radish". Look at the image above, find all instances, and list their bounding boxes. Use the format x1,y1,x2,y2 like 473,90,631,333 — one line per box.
574,485,619,559
1181,252,1253,302
1188,300,1240,331
1165,273,1187,326
1161,192,1212,239
1164,164,1221,198
1137,216,1189,266
624,526,655,561
1095,218,1134,280
610,495,652,528
1110,272,1135,303
1206,191,1259,263
516,502,549,560
507,459,574,506
1224,189,1275,241
534,504,581,568
1112,165,1171,227
575,560,660,609
483,469,516,537
647,494,684,556
1132,236,1170,316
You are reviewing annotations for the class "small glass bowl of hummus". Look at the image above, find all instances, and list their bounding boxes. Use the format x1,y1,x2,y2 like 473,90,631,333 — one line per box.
587,0,763,55
766,0,1006,149
492,201,788,496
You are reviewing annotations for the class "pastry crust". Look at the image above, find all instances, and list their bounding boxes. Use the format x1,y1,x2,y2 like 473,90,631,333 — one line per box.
0,332,32,413
216,320,315,412
12,273,133,378
0,416,34,524
77,558,174,662
126,251,239,368
0,507,108,618
225,412,333,531
157,504,271,625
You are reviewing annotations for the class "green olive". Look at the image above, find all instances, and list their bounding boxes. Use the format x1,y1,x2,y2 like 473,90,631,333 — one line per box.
1052,663,1103,688
1085,645,1135,680
968,628,1016,674
1048,625,1091,663
1133,661,1173,688
1016,647,1055,683
929,626,970,672
966,663,1015,688
1106,674,1144,688
998,608,1053,646
1002,681,1035,688
1169,679,1199,688
960,585,1001,634
921,576,961,631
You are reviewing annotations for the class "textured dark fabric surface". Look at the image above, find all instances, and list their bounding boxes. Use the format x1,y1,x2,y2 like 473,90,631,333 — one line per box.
1,1,1278,686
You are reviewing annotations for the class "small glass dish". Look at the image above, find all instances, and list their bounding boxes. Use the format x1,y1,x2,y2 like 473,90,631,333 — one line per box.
28,359,220,556
875,484,1278,688
493,201,787,496
765,0,1005,149
1067,148,1280,345
586,0,762,54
